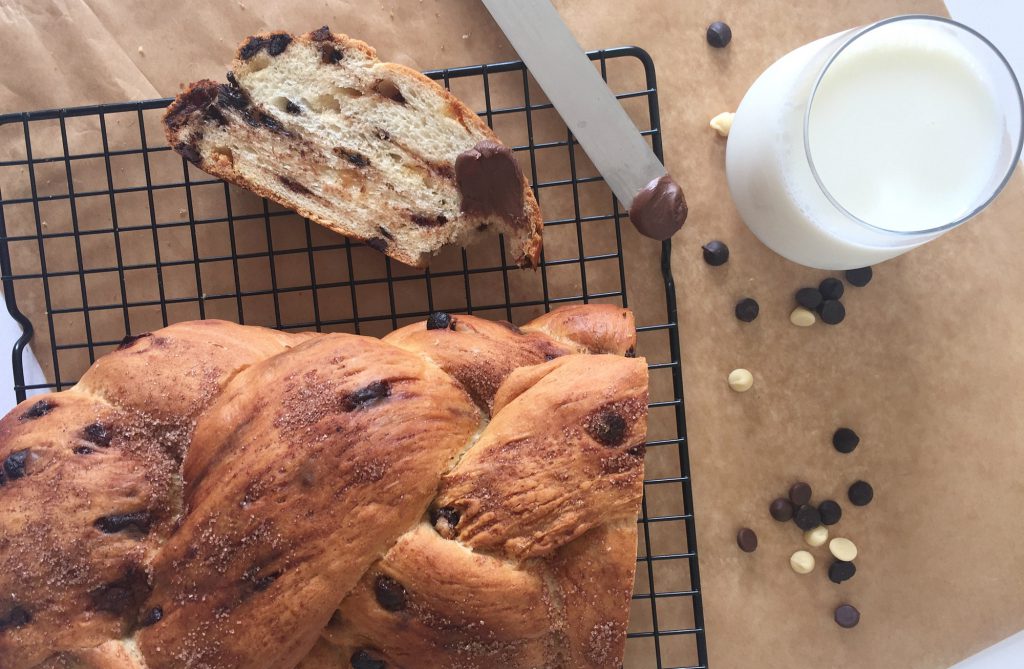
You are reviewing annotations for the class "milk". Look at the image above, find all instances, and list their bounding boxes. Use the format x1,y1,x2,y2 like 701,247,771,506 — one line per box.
726,19,1016,269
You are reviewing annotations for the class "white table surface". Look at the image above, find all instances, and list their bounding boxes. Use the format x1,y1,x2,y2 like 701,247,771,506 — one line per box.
1,2,1021,667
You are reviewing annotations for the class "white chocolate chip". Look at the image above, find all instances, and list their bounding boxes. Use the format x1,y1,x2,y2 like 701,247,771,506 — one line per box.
710,111,735,137
728,368,753,392
790,306,816,327
804,525,828,547
829,537,858,562
790,550,815,574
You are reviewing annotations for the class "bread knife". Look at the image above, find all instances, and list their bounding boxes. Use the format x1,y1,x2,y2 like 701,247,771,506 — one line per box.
482,0,687,240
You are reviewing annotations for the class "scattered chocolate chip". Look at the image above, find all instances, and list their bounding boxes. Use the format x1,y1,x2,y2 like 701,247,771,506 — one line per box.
3,449,30,481
701,240,729,266
845,266,873,287
373,79,406,104
411,214,448,227
769,497,794,522
374,127,391,141
278,176,312,195
628,174,687,240
455,141,525,225
818,299,846,325
832,427,859,454
217,81,250,112
73,446,94,455
89,568,150,616
736,527,758,553
793,504,821,531
819,277,845,300
431,506,460,535
828,560,857,584
818,500,843,526
0,606,31,631
83,422,113,447
374,575,407,611
22,399,53,420
735,298,759,322
321,44,344,64
343,381,390,411
94,511,151,536
588,410,628,446
789,481,812,506
795,287,823,310
626,444,646,457
426,312,455,331
706,21,732,48
176,143,202,164
284,99,302,114
139,606,163,627
834,603,860,628
116,332,151,351
351,650,385,669
240,33,293,60
378,226,395,241
309,25,332,41
848,480,874,506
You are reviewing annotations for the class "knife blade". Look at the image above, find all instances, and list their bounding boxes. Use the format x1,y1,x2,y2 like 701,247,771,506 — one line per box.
482,0,686,239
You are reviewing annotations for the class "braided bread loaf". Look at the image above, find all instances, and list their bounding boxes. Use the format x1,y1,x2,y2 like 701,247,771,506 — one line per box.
0,305,646,669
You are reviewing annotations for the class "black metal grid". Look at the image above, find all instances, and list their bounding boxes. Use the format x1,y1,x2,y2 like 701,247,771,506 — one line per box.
0,47,707,668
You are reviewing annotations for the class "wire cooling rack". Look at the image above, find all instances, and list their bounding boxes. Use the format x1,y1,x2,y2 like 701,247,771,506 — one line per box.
0,47,707,668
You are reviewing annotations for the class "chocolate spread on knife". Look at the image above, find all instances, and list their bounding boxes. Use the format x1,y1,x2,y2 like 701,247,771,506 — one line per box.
628,174,687,240
455,140,525,226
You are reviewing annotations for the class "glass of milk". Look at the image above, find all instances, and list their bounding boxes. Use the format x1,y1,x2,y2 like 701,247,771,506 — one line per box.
726,15,1023,269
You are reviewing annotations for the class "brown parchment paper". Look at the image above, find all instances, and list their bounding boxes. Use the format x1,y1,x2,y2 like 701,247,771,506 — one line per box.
2,1,1023,668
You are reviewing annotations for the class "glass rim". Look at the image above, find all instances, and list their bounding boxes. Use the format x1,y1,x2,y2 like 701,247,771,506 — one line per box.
802,14,1024,237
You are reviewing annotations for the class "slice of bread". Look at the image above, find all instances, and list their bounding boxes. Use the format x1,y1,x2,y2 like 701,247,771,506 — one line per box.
164,27,543,268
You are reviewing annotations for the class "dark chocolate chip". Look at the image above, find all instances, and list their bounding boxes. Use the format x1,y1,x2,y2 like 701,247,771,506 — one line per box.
431,506,460,534
321,44,344,64
426,312,455,331
176,143,202,164
351,650,385,669
217,81,250,111
374,575,407,611
378,226,395,241
73,446,95,455
139,606,163,627
845,266,873,287
789,481,812,506
22,399,53,420
309,25,332,41
828,560,856,584
3,449,30,481
626,444,646,457
795,287,823,310
334,147,369,167
94,511,151,535
373,79,406,104
818,500,843,526
588,410,628,446
116,332,151,351
89,568,150,616
279,176,312,196
834,603,860,628
0,606,31,630
734,297,759,322
793,504,821,531
252,570,281,592
832,427,859,454
239,33,292,60
284,99,302,114
629,174,687,240
455,140,525,225
819,277,845,300
848,480,874,506
624,346,637,358
769,497,794,522
706,21,732,48
701,240,729,266
374,127,391,141
411,214,448,227
736,527,758,553
83,422,113,447
818,299,846,325
256,111,287,134
366,237,388,253
343,381,390,411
